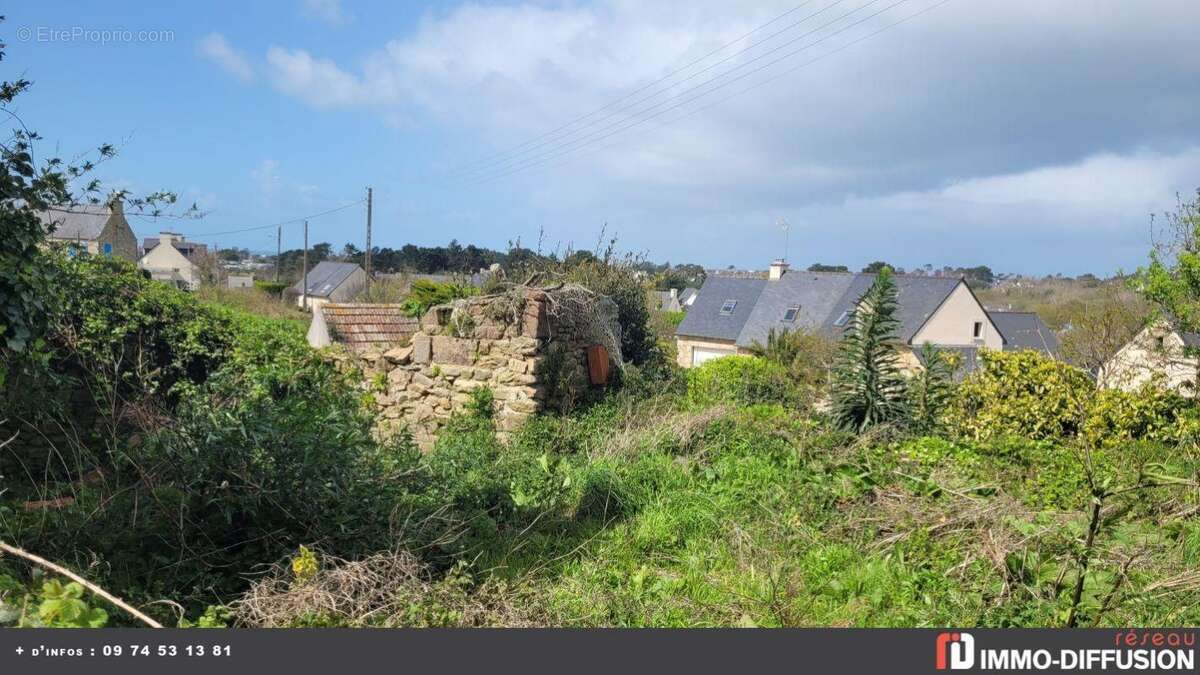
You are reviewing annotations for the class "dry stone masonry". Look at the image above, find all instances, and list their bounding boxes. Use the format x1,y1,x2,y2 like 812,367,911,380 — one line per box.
335,287,620,448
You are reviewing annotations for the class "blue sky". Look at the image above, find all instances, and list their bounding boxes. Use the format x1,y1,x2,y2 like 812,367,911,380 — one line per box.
7,1,1200,274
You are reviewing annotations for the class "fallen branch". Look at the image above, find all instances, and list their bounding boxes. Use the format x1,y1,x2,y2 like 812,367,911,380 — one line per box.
0,540,162,628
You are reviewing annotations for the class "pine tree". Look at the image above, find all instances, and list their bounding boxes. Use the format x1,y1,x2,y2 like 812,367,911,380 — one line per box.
831,267,909,431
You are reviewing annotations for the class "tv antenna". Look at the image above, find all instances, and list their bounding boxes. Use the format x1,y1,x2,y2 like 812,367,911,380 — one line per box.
777,217,791,262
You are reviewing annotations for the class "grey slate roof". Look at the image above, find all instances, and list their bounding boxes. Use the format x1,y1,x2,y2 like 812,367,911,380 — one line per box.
36,206,111,241
988,311,1060,356
292,261,362,297
736,271,856,347
675,276,766,342
143,237,208,258
825,274,963,344
656,290,683,313
679,270,965,349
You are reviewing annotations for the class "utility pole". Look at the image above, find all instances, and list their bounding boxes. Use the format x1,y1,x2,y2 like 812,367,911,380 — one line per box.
301,220,309,311
365,187,373,288
275,225,281,282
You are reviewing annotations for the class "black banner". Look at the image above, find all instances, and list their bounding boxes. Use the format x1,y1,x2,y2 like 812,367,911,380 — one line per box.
0,628,1196,675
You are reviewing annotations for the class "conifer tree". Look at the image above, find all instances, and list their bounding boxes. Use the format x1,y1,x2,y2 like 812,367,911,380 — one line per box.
831,267,909,431
908,342,954,434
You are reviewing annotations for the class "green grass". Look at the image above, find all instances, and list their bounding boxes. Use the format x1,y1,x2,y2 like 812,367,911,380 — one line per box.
196,285,310,329
345,387,1199,627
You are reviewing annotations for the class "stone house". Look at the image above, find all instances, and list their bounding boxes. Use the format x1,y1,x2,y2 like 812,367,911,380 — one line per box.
36,199,138,261
1101,320,1198,394
675,260,1055,373
319,287,619,447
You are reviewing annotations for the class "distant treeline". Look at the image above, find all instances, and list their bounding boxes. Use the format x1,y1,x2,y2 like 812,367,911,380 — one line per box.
263,239,707,289
266,240,505,281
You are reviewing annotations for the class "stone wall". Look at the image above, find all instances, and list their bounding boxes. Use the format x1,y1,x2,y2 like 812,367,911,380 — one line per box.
342,287,619,447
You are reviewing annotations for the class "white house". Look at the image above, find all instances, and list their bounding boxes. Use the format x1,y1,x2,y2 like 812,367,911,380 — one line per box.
138,232,203,290
227,274,254,289
1101,320,1198,394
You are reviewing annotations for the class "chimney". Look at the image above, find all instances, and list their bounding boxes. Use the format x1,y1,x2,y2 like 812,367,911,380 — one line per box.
159,231,183,245
107,194,124,215
768,259,789,280
669,288,678,299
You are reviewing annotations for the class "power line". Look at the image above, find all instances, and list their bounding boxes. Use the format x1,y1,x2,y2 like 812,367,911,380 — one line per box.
447,0,835,179
467,0,916,185
168,199,365,238
460,0,890,184
528,0,955,179
456,0,871,183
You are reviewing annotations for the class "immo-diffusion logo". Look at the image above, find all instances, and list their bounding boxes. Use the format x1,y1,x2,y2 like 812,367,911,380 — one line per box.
936,632,975,670
934,631,1196,671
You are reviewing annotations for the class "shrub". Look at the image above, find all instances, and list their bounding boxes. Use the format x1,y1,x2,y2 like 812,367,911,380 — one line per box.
1082,382,1200,447
402,280,478,317
686,355,796,407
253,280,288,296
747,327,836,404
946,349,1094,441
560,257,655,366
6,311,410,608
501,238,657,365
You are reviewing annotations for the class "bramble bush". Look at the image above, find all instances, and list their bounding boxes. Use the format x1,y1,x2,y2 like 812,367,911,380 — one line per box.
0,573,108,628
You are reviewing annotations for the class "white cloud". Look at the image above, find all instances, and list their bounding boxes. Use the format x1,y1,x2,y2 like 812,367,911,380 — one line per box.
266,46,374,107
197,33,254,83
865,147,1200,227
251,159,282,202
301,0,351,25
251,159,324,208
244,0,1200,272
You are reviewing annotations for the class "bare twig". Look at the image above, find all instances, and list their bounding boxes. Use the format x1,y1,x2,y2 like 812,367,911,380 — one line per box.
0,540,163,627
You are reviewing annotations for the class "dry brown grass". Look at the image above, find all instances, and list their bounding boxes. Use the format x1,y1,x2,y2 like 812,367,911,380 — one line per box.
584,398,732,459
231,549,541,627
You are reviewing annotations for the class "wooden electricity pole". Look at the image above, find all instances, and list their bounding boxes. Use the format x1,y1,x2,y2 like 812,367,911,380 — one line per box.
275,225,281,282
365,187,373,288
301,220,309,310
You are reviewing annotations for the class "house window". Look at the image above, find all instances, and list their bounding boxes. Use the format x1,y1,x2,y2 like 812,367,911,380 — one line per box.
102,242,113,256
973,321,983,338
719,300,737,315
833,310,850,327
782,306,800,322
